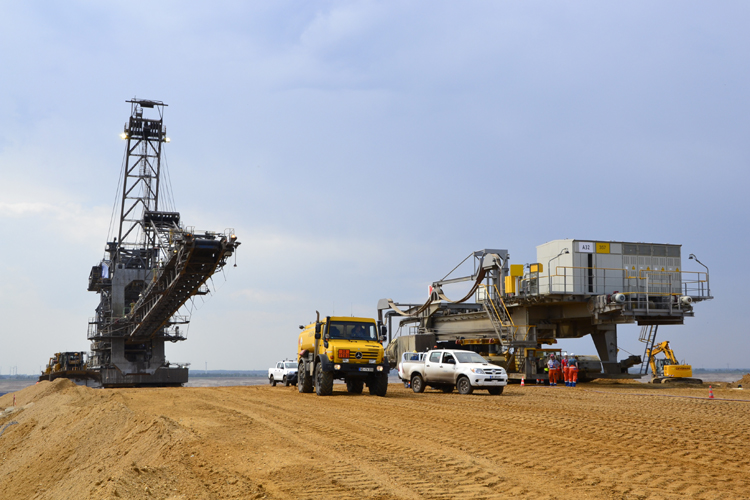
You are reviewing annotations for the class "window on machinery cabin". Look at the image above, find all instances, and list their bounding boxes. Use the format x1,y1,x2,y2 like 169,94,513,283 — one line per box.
328,322,377,340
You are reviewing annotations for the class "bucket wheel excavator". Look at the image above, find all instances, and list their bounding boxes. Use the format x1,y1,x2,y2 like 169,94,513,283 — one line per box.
41,99,240,387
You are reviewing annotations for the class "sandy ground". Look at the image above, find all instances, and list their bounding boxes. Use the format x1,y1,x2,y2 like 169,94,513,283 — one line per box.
1,377,749,500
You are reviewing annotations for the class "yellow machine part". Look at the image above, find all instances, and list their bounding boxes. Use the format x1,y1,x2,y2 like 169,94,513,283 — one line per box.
663,364,693,378
458,338,498,345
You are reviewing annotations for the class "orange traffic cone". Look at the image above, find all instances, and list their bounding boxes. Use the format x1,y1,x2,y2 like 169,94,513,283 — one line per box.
708,385,714,399
520,378,525,387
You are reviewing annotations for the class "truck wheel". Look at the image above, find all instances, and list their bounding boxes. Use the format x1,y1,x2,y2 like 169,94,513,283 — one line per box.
270,375,276,387
441,385,453,393
457,376,473,395
411,374,425,394
488,387,503,395
298,362,313,393
369,373,388,397
315,363,334,396
283,376,289,386
346,379,364,394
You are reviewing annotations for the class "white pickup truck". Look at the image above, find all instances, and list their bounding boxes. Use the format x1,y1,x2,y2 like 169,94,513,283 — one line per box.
268,360,298,387
400,349,508,395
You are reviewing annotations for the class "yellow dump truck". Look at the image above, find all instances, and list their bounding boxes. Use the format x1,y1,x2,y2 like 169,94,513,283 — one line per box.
297,313,390,396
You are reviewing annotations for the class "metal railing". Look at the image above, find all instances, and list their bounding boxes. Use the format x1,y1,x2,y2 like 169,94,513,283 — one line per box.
523,266,709,299
479,284,535,344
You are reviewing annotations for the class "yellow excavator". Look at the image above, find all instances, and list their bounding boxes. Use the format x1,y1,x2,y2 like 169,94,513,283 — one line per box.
646,341,702,384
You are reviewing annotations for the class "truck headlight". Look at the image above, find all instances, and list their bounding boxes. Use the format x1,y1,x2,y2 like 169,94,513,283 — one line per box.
376,366,384,371
471,368,485,374
334,364,341,370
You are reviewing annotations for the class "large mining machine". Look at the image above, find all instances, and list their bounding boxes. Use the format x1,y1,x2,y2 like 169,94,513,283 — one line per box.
378,241,711,382
81,99,239,387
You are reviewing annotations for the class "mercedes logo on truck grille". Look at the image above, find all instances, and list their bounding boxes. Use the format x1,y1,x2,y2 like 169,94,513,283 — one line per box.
355,352,363,359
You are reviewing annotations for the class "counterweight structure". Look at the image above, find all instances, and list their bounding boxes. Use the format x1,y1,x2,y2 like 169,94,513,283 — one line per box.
85,99,239,387
379,240,711,381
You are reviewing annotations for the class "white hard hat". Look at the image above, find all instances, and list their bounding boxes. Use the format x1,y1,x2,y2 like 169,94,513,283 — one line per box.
570,353,575,356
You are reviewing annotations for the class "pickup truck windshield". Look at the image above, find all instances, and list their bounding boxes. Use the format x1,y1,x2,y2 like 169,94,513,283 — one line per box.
284,363,297,369
454,351,489,364
328,321,377,341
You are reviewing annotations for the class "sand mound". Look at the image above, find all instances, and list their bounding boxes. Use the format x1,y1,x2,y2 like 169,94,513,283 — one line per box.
0,381,265,499
0,378,71,407
2,381,749,499
728,373,750,388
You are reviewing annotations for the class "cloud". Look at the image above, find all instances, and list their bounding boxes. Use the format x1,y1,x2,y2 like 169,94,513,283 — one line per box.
231,288,301,305
0,202,54,217
0,200,110,244
0,1,749,373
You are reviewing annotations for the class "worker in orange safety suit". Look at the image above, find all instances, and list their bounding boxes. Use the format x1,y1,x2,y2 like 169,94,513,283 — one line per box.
561,353,569,386
547,354,560,386
568,355,579,387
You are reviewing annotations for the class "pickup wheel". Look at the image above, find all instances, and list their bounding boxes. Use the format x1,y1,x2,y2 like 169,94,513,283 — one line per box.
411,374,425,394
346,379,364,394
457,376,473,395
270,375,276,387
441,385,453,393
298,361,313,393
315,363,334,396
488,387,503,395
282,375,289,387
369,372,388,397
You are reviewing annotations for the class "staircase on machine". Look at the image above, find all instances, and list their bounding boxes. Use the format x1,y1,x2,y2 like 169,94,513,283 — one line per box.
638,324,659,375
480,284,536,348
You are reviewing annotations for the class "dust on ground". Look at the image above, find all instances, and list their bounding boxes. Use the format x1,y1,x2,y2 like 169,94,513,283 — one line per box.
1,378,748,500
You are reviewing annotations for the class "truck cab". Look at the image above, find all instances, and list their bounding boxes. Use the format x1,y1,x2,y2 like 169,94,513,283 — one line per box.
297,315,390,396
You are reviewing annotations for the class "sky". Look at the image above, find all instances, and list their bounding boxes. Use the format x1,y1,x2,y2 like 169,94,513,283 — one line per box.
0,1,748,374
